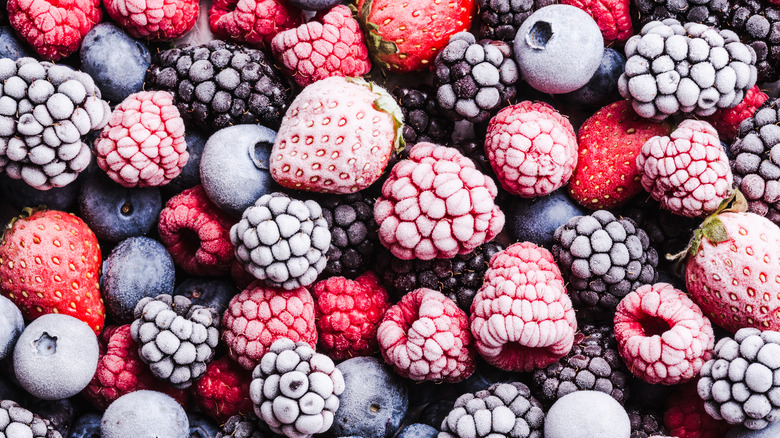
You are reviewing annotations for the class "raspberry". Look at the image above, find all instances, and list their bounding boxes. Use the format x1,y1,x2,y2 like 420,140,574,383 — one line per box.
313,273,391,361
377,288,476,383
373,142,505,260
706,85,769,141
271,5,371,87
561,0,633,44
637,119,733,218
95,91,189,188
665,381,731,438
8,0,101,60
221,281,317,370
192,356,254,423
158,185,236,277
104,0,198,40
209,0,303,48
470,242,578,372
83,325,188,410
614,283,715,386
485,101,578,198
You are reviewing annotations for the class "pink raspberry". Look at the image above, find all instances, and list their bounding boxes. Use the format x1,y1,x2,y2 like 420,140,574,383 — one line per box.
104,0,198,40
95,91,189,188
373,142,505,260
158,185,236,277
209,0,303,48
614,283,715,386
313,273,391,361
706,85,769,141
377,288,475,383
637,119,732,218
8,0,101,60
271,5,371,87
192,356,254,423
485,101,578,198
470,242,577,372
221,281,317,370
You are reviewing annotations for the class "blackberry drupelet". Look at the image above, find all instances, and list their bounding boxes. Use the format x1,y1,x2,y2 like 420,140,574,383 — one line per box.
393,84,454,146
477,0,556,41
627,405,669,438
317,192,379,279
215,414,265,438
147,40,292,132
532,324,630,407
728,0,780,83
0,400,61,438
633,0,731,28
552,210,659,322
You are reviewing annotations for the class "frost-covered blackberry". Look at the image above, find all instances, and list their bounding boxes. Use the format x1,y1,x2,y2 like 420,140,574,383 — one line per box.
0,57,110,190
230,192,331,290
477,0,556,41
552,210,658,322
216,414,265,438
249,338,344,438
0,400,61,438
698,328,780,430
435,32,519,123
728,0,780,83
130,294,220,389
633,0,731,28
318,192,379,279
618,19,757,120
439,382,545,438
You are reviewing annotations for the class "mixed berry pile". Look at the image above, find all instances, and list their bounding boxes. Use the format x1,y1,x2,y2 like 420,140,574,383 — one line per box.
1,0,780,437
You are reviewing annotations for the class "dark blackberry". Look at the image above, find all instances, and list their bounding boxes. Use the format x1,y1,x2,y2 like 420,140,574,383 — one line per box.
434,32,519,123
0,400,61,438
477,0,556,41
728,0,780,82
147,40,292,132
627,405,669,438
317,192,379,279
450,139,490,175
532,324,630,407
393,84,454,146
216,414,264,438
375,242,503,311
633,0,732,28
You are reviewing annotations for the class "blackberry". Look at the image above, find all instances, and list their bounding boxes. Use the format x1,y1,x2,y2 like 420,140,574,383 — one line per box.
216,414,265,438
532,324,630,407
730,98,780,224
451,139,491,176
618,19,757,120
552,210,659,322
0,57,110,190
627,405,669,438
435,32,519,123
698,327,780,430
317,192,379,279
375,242,504,311
393,84,454,146
633,0,732,28
477,0,556,41
0,400,61,438
147,40,292,132
728,0,780,83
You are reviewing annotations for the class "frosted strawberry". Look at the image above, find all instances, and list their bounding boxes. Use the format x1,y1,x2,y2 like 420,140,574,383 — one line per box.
269,76,403,194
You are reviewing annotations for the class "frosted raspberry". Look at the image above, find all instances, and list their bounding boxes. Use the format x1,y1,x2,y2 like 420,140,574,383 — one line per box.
637,119,733,218
470,242,577,372
706,85,769,142
373,142,505,260
485,101,578,198
8,0,101,60
158,185,236,277
665,381,731,438
221,281,317,370
377,288,475,383
209,0,303,48
192,356,254,423
83,325,188,410
313,273,391,361
271,5,371,87
562,0,633,44
95,91,189,188
614,283,715,385
104,0,198,40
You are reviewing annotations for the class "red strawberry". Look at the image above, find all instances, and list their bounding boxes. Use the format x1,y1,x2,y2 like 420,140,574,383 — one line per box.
568,100,672,210
0,210,104,334
355,0,476,73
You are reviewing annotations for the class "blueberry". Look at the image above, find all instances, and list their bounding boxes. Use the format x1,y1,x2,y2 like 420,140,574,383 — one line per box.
174,277,238,317
0,25,33,60
558,48,626,107
0,295,23,360
101,390,189,438
286,0,340,10
0,373,25,404
545,390,631,438
397,423,438,438
69,413,102,438
417,399,455,429
13,313,99,400
200,124,278,217
0,172,82,211
101,237,176,323
186,412,219,438
78,171,162,242
163,130,208,198
79,23,150,103
505,188,586,249
330,356,409,438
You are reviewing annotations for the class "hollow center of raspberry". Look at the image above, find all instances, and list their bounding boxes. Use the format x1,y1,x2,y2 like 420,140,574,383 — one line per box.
34,332,57,356
527,21,553,49
638,314,672,337
179,228,202,256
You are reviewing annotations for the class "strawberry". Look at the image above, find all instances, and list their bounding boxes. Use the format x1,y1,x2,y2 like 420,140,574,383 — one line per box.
355,0,476,73
568,100,672,210
269,76,404,194
0,210,104,334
